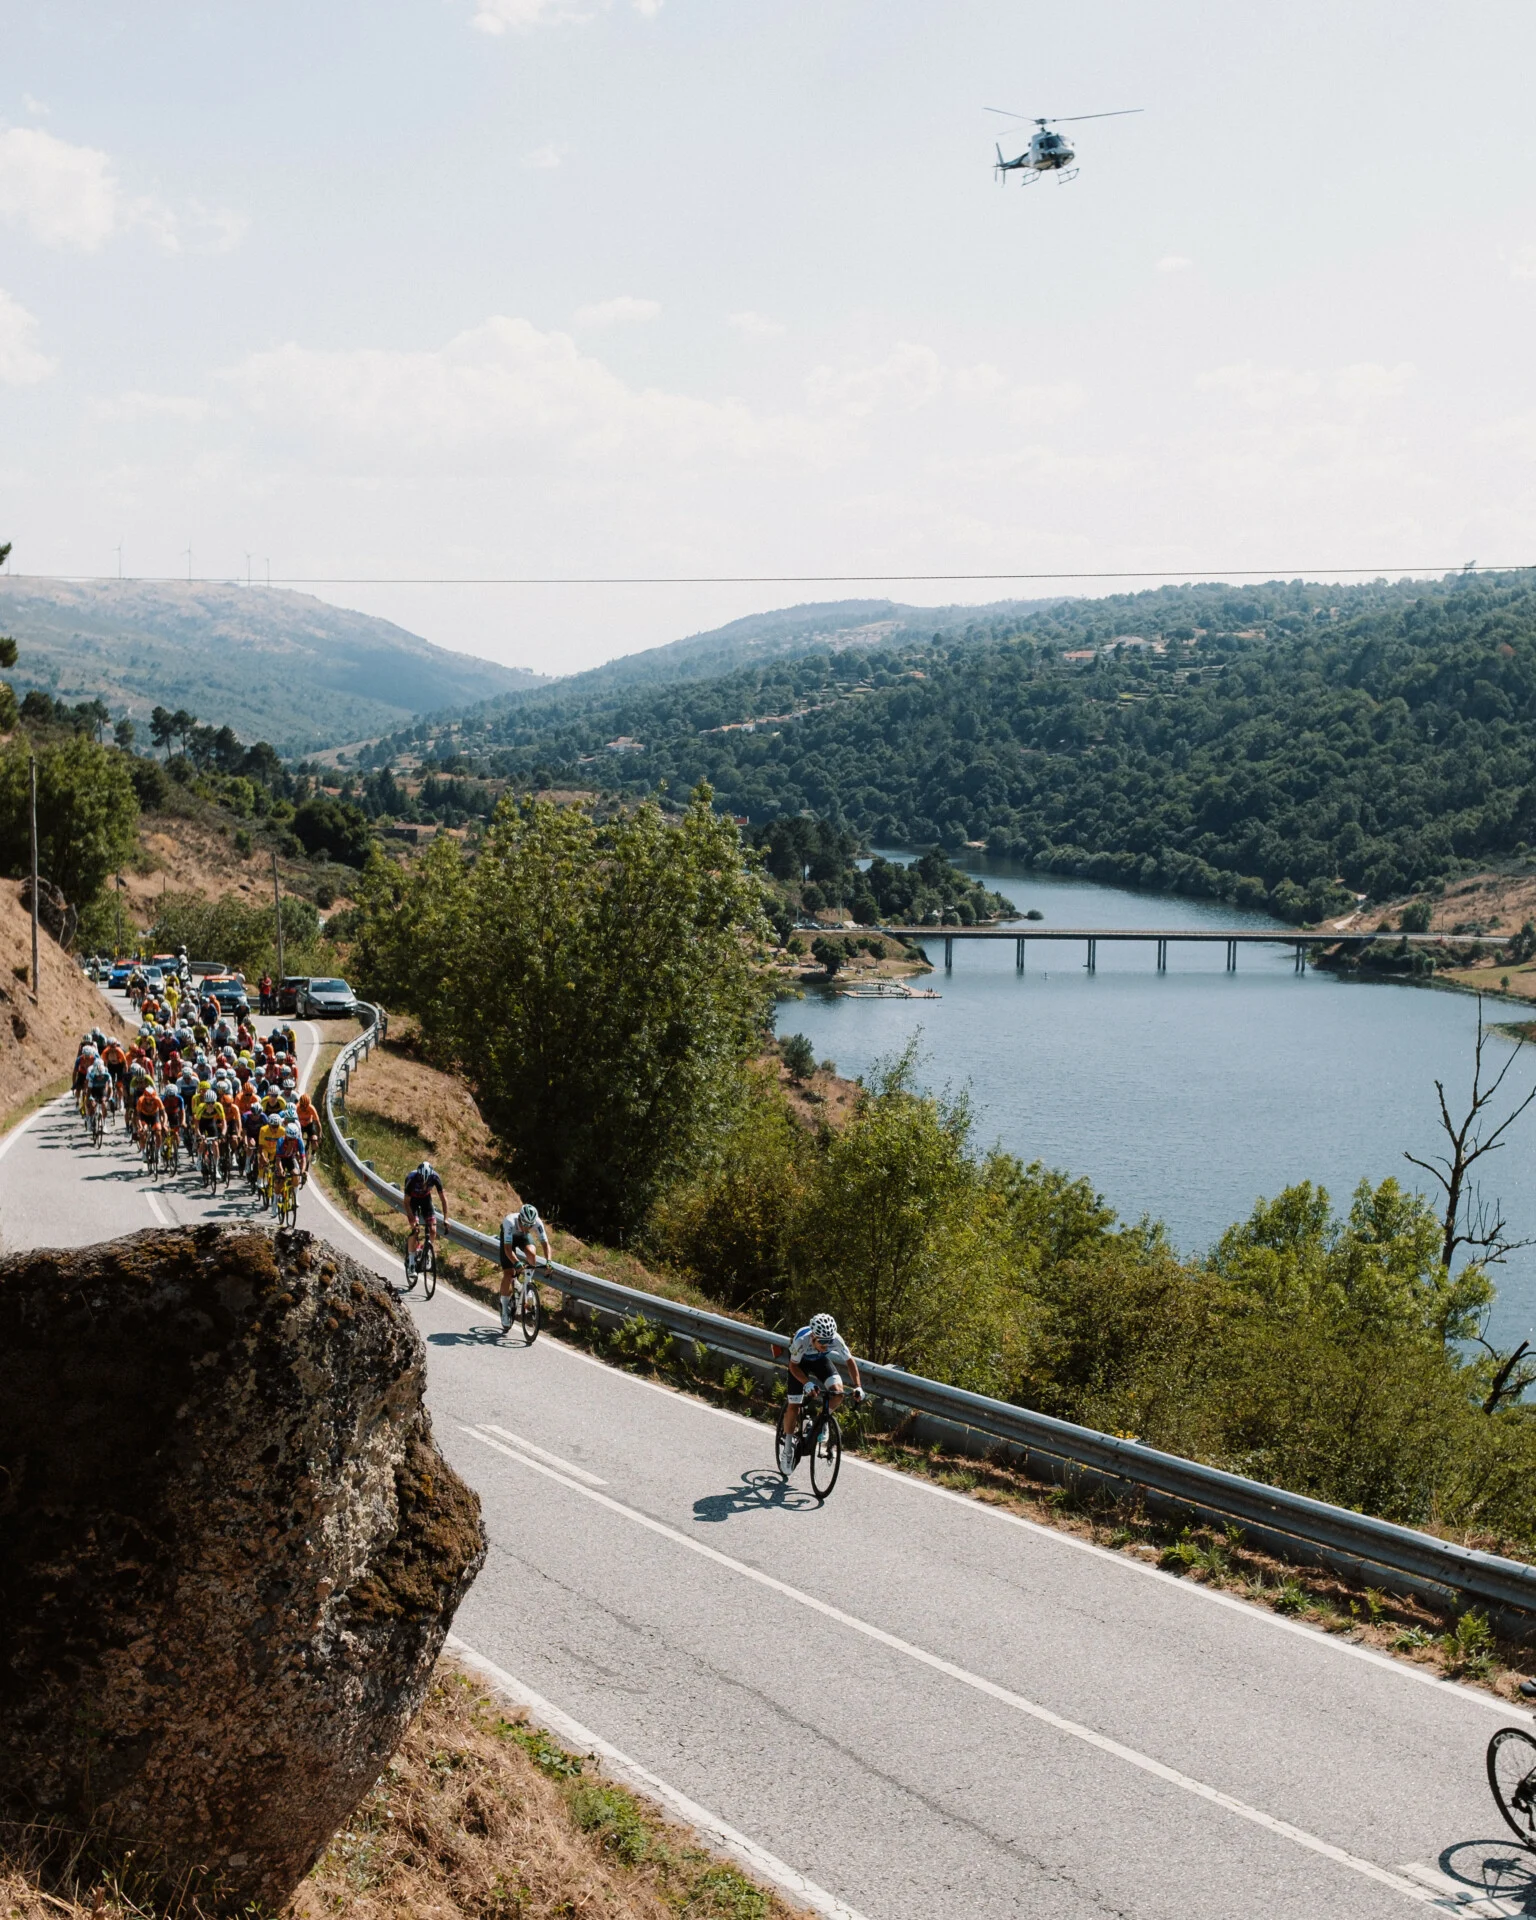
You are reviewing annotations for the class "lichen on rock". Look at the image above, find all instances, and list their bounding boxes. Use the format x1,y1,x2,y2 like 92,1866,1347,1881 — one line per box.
0,1224,486,1914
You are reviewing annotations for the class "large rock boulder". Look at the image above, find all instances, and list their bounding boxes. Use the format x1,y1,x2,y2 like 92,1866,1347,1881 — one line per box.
0,1225,485,1913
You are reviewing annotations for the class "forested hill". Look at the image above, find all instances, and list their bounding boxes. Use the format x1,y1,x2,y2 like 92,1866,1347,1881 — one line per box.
409,571,1536,921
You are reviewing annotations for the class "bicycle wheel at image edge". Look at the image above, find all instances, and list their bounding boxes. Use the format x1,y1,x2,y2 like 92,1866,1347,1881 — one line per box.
809,1411,842,1500
1489,1728,1536,1843
520,1278,540,1344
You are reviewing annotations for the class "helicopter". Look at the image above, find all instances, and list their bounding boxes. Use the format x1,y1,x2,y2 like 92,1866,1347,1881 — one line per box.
986,107,1142,185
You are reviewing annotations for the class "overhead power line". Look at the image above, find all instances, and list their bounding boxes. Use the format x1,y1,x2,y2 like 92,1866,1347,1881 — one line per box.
4,563,1531,588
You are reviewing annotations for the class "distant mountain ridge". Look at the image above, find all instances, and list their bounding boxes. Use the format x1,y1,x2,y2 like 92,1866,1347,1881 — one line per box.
440,596,1059,722
0,578,543,753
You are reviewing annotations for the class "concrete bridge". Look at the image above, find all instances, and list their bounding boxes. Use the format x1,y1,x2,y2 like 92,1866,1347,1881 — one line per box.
883,925,1506,974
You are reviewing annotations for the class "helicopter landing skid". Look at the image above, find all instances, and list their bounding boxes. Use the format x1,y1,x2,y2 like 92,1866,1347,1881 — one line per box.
1056,167,1079,185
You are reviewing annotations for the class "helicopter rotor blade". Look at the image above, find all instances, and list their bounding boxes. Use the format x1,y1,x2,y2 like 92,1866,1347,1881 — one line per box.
984,107,1030,119
1048,108,1144,124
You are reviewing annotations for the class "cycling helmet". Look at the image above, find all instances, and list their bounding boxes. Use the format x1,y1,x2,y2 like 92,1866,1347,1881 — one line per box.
517,1202,540,1227
807,1312,838,1344
418,1161,435,1179
285,1122,302,1140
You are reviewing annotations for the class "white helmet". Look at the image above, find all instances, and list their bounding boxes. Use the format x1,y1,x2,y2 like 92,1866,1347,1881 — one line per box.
808,1312,838,1344
517,1202,540,1227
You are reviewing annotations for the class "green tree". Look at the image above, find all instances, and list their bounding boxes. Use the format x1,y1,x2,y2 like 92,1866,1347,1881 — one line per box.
779,1032,816,1082
789,1043,1005,1384
810,936,845,977
354,787,770,1239
292,794,372,866
113,715,136,751
0,733,139,912
0,634,16,732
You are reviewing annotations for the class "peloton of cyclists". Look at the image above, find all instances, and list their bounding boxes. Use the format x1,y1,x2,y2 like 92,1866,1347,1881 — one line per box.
498,1202,551,1333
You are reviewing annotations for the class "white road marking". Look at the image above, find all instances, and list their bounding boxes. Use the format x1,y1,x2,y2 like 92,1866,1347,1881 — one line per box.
462,1423,608,1487
444,1633,871,1920
143,1191,169,1226
296,1026,1520,1721
479,1422,608,1485
530,1326,1523,1718
0,1100,48,1166
462,1436,1450,1908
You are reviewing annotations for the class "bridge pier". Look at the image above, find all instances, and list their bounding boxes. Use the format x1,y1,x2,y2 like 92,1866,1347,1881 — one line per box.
1086,937,1097,972
1016,936,1026,972
1295,942,1306,975
944,935,953,970
1156,938,1167,972
1226,939,1237,972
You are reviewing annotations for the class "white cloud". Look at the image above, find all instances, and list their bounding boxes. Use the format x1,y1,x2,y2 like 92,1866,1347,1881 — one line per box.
216,316,826,473
1333,361,1414,403
472,0,659,28
1195,362,1322,410
0,288,55,385
573,294,660,329
0,125,243,254
1506,244,1536,284
0,126,119,249
523,143,564,171
729,310,786,340
1156,254,1193,274
806,342,945,418
100,390,209,422
473,0,593,30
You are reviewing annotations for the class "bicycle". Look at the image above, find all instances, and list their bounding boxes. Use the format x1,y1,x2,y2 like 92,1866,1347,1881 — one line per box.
774,1381,844,1501
505,1260,546,1343
273,1164,300,1228
159,1128,179,1177
403,1232,437,1301
87,1097,107,1149
197,1132,221,1193
1489,1726,1536,1845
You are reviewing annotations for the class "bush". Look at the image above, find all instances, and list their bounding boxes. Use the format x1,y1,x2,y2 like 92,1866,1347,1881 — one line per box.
1399,901,1432,932
779,1033,816,1082
292,794,371,867
811,936,845,976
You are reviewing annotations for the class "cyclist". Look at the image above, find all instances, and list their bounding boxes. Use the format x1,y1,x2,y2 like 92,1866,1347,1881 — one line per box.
241,1099,265,1183
255,1107,285,1206
135,1081,167,1158
160,1081,186,1149
404,1161,447,1277
102,1034,127,1101
295,1089,321,1169
83,1051,113,1129
778,1313,865,1460
274,1120,306,1203
498,1202,552,1333
194,1084,227,1179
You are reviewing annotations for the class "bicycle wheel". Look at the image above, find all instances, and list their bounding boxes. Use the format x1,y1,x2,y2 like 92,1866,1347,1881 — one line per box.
520,1278,541,1344
1489,1728,1536,1843
809,1411,842,1501
420,1241,437,1300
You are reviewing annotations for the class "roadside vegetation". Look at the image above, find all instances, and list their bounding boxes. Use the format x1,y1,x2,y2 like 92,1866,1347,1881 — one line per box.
1,1659,797,1920
341,786,1536,1566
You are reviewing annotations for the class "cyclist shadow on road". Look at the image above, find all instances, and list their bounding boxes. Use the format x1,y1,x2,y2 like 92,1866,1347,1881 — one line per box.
1433,1840,1536,1910
693,1468,823,1524
427,1327,520,1348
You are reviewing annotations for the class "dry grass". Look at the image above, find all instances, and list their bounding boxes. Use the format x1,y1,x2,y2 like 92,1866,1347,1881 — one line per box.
122,812,353,934
1,1659,800,1920
0,881,131,1133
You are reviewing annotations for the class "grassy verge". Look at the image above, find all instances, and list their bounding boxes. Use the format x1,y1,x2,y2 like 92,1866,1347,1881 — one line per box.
2,1659,800,1920
316,1023,1536,1701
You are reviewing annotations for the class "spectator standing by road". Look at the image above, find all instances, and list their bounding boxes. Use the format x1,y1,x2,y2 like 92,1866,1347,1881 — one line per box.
259,972,273,1015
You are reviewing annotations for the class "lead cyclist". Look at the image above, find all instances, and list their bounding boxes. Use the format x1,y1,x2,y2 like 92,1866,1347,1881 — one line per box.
778,1313,864,1471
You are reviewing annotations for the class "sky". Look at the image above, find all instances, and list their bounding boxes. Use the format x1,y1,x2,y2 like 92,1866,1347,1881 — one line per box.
2,0,1536,675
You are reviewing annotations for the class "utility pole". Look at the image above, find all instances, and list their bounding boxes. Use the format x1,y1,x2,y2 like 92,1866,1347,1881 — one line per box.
271,848,285,982
28,755,39,1001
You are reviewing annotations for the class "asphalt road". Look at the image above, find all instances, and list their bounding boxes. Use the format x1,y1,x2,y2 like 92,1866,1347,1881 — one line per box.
2,990,1532,1919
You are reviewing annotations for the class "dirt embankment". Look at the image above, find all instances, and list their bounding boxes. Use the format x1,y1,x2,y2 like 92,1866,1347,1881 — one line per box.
1326,868,1536,1001
122,810,354,929
3,1657,804,1920
0,882,128,1125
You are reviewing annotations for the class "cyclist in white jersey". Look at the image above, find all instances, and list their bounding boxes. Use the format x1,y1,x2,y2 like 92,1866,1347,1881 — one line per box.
779,1312,864,1450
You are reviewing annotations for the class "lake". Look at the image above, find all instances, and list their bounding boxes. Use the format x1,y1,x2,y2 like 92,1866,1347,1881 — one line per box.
775,852,1536,1347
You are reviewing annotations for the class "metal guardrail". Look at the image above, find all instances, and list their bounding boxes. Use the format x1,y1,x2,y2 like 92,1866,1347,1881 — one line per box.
324,1004,1536,1625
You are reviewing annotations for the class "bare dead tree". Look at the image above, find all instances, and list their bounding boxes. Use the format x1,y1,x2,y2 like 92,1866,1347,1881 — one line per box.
1404,994,1536,1273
